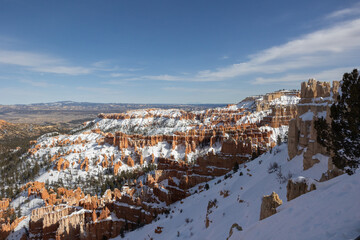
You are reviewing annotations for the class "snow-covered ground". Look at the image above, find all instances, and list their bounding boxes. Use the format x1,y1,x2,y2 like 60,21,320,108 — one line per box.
114,144,360,240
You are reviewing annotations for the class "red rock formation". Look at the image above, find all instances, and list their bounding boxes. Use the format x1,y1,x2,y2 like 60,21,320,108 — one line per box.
0,199,10,211
0,216,26,240
126,156,134,167
80,157,89,171
114,161,122,175
98,207,110,221
288,79,340,170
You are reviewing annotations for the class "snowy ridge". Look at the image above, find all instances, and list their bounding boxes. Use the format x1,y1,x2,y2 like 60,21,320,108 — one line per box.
115,144,360,240
91,116,198,136
234,90,300,112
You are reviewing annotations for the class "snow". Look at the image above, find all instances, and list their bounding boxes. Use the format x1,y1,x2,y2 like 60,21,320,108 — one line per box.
237,100,257,110
269,95,300,106
236,110,271,124
233,173,360,240
259,125,289,143
317,111,327,119
299,110,314,121
110,144,359,240
85,109,201,136
236,92,299,112
6,216,29,240
291,176,317,190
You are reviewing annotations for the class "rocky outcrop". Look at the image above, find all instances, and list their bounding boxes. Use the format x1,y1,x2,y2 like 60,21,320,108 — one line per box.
226,223,242,240
262,105,298,128
319,169,343,182
0,216,26,240
55,210,92,240
205,199,218,228
0,198,27,239
29,205,73,239
126,156,135,167
288,79,340,170
239,90,300,112
286,177,316,201
113,161,122,175
0,199,9,211
259,192,282,220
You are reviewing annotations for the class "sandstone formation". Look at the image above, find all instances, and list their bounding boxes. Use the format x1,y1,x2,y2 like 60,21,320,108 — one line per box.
288,79,340,170
0,198,27,240
0,216,26,240
286,178,316,201
259,192,282,220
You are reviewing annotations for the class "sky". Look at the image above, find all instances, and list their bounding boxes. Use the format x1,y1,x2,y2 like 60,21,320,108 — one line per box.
0,0,359,104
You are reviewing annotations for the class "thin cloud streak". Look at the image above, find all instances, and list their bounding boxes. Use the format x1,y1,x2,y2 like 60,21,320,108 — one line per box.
325,2,360,20
162,86,245,94
76,86,121,95
20,79,52,88
0,50,92,75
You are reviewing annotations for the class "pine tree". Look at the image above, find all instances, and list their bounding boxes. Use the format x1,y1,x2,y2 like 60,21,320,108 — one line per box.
277,135,282,146
233,162,239,173
315,69,360,174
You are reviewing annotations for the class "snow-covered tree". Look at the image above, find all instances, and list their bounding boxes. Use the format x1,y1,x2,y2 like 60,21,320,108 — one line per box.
315,69,360,174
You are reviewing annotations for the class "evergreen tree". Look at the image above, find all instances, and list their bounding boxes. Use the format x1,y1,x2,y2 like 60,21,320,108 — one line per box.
315,69,360,174
233,162,239,173
277,135,282,146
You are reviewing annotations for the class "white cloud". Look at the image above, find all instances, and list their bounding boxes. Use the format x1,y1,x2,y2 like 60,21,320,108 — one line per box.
32,66,91,75
20,79,51,87
0,50,92,75
146,75,186,81
110,73,132,78
76,86,121,95
195,18,360,81
0,50,60,67
126,16,360,83
325,3,360,19
162,86,244,93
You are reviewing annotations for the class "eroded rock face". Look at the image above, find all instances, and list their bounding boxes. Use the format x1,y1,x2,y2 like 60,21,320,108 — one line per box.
0,199,10,211
19,89,301,239
288,79,340,170
55,210,91,240
259,192,282,220
0,198,27,240
319,169,343,182
0,216,26,240
286,178,316,201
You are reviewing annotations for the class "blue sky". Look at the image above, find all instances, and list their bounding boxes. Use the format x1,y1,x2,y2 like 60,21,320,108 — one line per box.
0,0,359,104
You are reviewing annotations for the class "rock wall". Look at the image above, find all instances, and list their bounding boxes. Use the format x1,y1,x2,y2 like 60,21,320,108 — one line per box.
259,192,282,220
286,178,316,201
0,216,26,240
288,79,340,170
0,198,27,240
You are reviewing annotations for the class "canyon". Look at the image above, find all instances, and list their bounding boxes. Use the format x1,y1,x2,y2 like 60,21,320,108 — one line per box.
0,82,358,240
